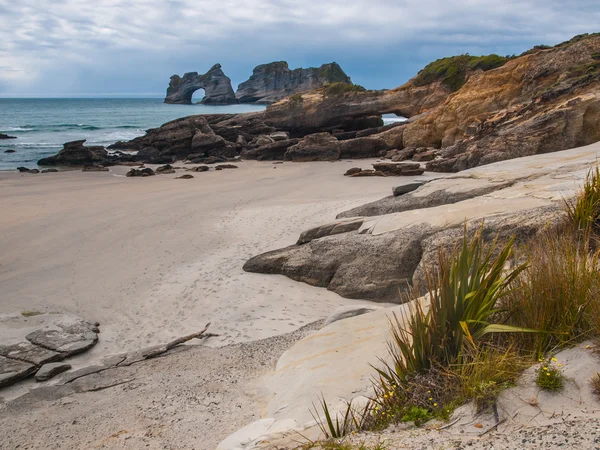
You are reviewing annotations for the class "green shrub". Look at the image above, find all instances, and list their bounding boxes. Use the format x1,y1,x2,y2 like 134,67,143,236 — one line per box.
323,83,367,97
413,54,512,91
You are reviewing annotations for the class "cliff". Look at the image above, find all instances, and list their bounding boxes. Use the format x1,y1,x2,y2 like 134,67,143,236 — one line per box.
164,64,237,105
263,33,600,171
236,61,352,104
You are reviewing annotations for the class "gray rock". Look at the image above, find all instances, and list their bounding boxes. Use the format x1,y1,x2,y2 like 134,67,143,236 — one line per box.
0,133,17,140
165,64,237,105
41,168,58,173
254,135,275,147
191,132,226,152
339,136,388,159
372,162,424,176
241,139,299,161
297,218,364,244
35,362,72,381
4,149,16,153
26,319,99,357
0,341,62,366
324,306,379,326
0,356,36,387
393,182,426,196
269,131,290,141
82,165,109,172
38,140,109,166
236,61,351,104
284,133,341,162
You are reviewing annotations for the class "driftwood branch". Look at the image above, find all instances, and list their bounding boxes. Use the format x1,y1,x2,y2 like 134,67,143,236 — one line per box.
142,322,218,359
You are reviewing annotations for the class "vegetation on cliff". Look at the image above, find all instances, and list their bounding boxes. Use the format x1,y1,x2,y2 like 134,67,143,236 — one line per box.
412,54,513,91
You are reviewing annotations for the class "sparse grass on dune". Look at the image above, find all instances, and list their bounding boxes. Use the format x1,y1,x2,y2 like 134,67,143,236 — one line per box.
310,166,600,443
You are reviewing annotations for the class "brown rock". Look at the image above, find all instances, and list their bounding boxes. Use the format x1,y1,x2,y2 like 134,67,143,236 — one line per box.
284,133,341,162
344,167,363,176
372,162,424,176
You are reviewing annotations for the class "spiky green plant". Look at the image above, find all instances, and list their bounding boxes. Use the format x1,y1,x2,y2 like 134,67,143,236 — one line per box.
310,396,370,439
565,166,600,237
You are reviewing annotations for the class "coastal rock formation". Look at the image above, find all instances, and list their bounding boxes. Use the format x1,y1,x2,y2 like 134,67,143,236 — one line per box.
164,64,237,105
284,132,340,161
0,312,99,387
38,140,111,166
244,143,599,300
236,61,352,104
0,133,16,139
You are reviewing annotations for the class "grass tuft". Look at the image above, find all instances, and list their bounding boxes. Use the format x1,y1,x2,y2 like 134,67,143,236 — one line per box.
536,359,564,391
21,310,42,317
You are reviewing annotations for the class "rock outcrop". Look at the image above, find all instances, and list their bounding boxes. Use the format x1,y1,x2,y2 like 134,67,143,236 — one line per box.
236,61,352,104
37,140,113,166
164,64,237,105
244,143,600,300
0,134,16,140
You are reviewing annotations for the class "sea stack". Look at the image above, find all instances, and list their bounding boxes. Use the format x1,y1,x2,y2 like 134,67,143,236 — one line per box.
235,61,352,104
164,64,237,105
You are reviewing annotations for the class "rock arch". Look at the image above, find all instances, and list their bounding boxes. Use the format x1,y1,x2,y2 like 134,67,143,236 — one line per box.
164,64,237,105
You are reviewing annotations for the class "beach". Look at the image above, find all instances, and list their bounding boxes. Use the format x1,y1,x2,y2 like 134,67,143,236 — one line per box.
0,160,423,362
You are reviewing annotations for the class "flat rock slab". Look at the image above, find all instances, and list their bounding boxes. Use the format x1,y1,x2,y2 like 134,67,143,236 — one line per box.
35,362,72,381
0,341,61,366
25,317,98,357
0,356,36,388
393,181,425,196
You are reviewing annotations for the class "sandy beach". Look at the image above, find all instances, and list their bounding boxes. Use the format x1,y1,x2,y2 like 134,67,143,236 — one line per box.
0,160,428,361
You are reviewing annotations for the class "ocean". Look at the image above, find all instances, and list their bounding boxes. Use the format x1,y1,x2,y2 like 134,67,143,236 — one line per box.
0,98,265,170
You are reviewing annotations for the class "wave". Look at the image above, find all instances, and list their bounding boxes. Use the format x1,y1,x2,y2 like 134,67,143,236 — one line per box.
0,127,34,132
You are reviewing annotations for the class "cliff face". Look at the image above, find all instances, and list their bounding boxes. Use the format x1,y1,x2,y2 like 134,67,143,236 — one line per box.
236,62,352,104
264,33,600,171
164,64,237,105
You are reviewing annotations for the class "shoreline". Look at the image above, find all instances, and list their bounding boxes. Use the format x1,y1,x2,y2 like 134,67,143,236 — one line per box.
0,160,430,366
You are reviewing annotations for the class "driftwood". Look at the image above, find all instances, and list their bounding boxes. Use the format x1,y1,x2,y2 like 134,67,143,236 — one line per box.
140,322,217,359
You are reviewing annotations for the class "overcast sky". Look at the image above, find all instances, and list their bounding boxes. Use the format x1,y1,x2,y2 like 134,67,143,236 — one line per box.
1,0,599,97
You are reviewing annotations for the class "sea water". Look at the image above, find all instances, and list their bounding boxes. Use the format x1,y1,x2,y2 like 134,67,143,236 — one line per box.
0,98,265,170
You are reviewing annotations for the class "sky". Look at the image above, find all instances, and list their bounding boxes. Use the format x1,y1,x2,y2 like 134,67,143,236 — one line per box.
1,0,599,97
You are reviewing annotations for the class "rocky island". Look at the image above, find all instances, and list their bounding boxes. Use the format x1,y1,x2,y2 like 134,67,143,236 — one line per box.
164,61,353,105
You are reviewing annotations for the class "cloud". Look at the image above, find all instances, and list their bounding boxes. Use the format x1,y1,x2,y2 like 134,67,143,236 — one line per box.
0,0,599,94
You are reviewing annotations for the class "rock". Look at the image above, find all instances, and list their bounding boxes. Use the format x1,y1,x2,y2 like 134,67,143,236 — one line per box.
26,317,99,357
269,131,290,141
393,181,426,196
412,150,436,162
27,169,40,174
41,168,58,173
38,140,110,166
0,133,17,139
35,362,72,381
16,166,32,173
297,217,364,244
190,165,210,172
126,168,155,177
372,162,425,176
0,356,36,387
236,61,351,104
323,305,379,326
155,164,176,174
241,139,299,161
0,341,61,366
164,64,237,105
344,167,362,176
82,165,109,172
388,147,418,162
284,133,341,162
176,174,194,179
4,149,15,153
253,135,275,147
215,164,238,170
339,136,389,159
350,169,386,177
191,132,227,152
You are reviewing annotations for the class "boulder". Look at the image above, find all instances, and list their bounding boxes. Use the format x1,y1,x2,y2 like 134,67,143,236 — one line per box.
190,165,209,172
191,132,227,152
0,356,36,388
164,64,237,105
350,169,386,177
412,150,437,162
372,162,425,176
4,149,15,153
343,167,363,176
35,362,71,382
0,133,16,139
241,139,299,161
236,61,351,104
27,169,40,174
175,174,194,179
126,168,155,177
82,165,109,172
16,166,32,173
38,140,109,166
269,131,290,141
253,135,275,147
26,318,99,357
41,168,58,173
339,136,388,159
155,164,176,174
215,164,238,170
284,133,341,162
